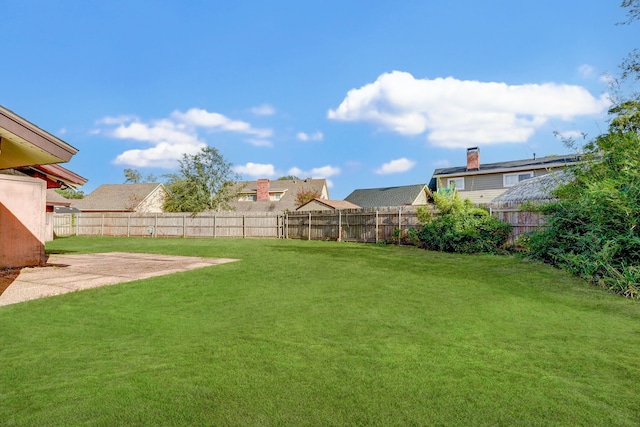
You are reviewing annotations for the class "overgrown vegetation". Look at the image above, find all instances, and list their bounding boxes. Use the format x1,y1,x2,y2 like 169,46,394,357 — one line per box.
521,132,640,298
520,1,640,298
417,190,511,253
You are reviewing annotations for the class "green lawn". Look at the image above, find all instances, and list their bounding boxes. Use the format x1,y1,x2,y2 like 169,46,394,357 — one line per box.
1,236,639,426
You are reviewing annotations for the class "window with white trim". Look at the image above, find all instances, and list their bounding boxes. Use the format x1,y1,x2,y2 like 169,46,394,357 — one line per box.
503,172,534,187
447,177,464,190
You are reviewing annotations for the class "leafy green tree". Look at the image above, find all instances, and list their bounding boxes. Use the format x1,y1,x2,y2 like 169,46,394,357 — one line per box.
55,188,84,199
619,1,640,81
522,131,640,297
608,100,640,133
278,175,300,180
163,147,239,214
124,168,157,184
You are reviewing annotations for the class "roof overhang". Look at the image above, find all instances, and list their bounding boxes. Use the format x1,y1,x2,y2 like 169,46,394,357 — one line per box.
433,163,571,179
0,105,79,169
16,164,88,189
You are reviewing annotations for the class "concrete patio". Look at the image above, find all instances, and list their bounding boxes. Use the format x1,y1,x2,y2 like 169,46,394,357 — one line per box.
0,252,238,307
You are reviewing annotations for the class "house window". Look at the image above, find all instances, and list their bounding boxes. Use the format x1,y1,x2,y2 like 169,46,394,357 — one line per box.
241,194,257,201
447,177,464,190
270,193,283,201
503,172,534,187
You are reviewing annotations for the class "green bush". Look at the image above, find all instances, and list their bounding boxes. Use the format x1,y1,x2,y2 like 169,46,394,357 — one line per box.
417,191,511,254
521,132,640,298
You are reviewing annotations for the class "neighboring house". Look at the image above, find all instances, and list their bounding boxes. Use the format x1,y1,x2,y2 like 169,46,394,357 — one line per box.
229,178,329,212
74,183,168,213
344,184,431,208
296,198,360,211
0,105,86,268
429,147,582,204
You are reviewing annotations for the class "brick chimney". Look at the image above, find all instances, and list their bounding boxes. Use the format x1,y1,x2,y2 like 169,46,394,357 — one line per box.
256,179,270,201
466,147,480,171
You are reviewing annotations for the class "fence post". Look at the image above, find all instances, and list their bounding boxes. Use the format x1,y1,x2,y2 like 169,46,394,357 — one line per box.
338,210,342,242
398,207,402,245
154,214,158,238
285,214,288,239
243,214,246,238
183,214,186,238
101,214,104,236
127,213,130,237
375,210,379,244
308,212,311,241
76,213,79,236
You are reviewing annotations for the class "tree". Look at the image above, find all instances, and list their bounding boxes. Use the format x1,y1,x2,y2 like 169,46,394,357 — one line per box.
163,147,239,214
619,1,640,81
124,168,157,184
294,188,321,207
55,188,84,199
608,99,640,133
278,175,300,180
522,131,640,298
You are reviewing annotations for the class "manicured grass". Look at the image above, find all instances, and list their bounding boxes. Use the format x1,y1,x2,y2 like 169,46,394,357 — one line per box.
1,236,639,426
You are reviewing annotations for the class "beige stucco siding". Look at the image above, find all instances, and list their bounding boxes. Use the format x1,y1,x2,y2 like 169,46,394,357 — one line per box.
0,174,46,267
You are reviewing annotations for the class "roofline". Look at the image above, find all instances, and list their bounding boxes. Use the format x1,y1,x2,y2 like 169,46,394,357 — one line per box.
432,163,575,178
0,105,78,162
135,183,166,208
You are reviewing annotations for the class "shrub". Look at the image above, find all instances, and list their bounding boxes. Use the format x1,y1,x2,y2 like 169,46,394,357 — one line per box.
417,191,511,254
521,132,640,298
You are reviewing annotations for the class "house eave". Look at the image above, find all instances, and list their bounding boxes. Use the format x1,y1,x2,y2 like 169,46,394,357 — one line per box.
433,163,572,179
0,105,79,169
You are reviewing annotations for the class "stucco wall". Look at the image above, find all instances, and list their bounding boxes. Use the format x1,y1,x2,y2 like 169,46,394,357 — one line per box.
0,174,46,268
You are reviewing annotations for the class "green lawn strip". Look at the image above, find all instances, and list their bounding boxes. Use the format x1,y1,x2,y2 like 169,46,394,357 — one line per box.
0,237,639,425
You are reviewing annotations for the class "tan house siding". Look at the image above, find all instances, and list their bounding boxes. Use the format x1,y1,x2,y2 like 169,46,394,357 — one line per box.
137,186,167,213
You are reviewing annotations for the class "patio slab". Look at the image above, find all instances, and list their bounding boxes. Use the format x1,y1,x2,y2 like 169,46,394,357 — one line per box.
0,252,238,307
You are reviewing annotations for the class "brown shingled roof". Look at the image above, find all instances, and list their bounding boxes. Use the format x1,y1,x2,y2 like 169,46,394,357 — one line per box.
74,183,166,212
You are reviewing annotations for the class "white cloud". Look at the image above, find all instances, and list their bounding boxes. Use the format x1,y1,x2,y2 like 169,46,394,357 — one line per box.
171,108,273,138
250,104,276,116
328,71,611,148
101,108,275,168
287,165,341,188
246,138,273,147
287,165,341,178
115,141,205,168
578,64,596,78
375,158,416,175
296,131,324,142
234,162,277,178
98,115,138,125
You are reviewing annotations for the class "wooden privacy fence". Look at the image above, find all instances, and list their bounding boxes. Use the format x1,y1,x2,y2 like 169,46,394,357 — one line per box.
53,206,431,243
490,202,548,245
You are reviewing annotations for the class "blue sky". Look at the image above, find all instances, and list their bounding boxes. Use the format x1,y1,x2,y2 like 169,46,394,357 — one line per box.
3,1,637,199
